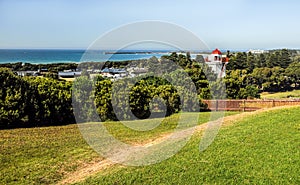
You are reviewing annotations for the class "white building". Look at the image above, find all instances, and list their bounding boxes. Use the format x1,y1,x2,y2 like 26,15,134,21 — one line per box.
205,49,229,78
247,49,268,54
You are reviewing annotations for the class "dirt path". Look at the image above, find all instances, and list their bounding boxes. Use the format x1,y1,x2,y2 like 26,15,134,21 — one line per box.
58,105,299,185
58,159,114,185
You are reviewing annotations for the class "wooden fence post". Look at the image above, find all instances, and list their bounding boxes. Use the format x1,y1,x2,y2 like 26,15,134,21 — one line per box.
243,100,246,112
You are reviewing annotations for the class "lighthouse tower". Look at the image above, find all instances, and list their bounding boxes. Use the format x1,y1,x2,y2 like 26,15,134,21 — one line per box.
205,49,229,78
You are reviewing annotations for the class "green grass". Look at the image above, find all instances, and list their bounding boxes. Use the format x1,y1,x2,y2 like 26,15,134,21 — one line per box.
261,90,300,99
0,125,99,184
78,107,300,185
0,111,238,184
102,111,236,144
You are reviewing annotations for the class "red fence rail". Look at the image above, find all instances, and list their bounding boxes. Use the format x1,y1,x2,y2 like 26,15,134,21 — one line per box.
202,99,300,111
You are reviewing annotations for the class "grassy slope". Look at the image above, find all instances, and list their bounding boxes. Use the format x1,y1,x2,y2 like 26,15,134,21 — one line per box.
0,112,236,184
0,125,99,184
78,106,300,185
261,89,300,99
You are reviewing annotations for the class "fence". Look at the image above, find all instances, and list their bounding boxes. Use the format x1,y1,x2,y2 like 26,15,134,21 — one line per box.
202,99,300,112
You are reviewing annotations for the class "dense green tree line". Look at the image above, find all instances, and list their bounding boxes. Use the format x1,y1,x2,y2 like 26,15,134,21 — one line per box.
226,49,300,93
74,65,206,123
0,68,74,128
0,60,144,72
227,49,293,71
1,49,299,128
0,52,209,127
0,62,78,72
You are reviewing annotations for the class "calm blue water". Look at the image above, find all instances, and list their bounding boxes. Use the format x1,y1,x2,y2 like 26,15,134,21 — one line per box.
0,49,169,64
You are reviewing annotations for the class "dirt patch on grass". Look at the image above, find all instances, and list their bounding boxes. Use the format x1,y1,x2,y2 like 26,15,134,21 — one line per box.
58,158,113,185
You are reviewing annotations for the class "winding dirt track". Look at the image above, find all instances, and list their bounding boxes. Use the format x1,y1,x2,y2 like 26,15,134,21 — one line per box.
58,105,299,185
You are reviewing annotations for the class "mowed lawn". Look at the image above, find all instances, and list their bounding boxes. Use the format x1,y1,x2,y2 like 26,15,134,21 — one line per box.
261,89,300,99
78,106,300,185
0,111,234,184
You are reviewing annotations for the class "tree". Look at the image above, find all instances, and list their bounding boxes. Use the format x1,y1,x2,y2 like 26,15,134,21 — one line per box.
72,76,96,123
0,68,74,128
94,76,116,121
279,49,292,68
285,62,300,89
246,52,256,72
259,53,267,67
227,52,247,70
27,76,74,125
224,69,260,99
45,72,59,79
0,68,29,127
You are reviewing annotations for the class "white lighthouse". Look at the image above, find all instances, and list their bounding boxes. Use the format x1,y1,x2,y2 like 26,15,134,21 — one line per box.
205,49,229,78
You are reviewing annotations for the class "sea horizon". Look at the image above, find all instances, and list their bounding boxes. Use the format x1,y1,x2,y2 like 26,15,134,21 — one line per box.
0,49,201,64
0,49,170,64
0,48,296,65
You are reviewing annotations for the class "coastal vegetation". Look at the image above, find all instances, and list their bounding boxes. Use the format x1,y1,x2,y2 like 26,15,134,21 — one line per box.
0,49,299,184
0,60,134,72
226,49,300,92
0,49,299,128
0,68,74,128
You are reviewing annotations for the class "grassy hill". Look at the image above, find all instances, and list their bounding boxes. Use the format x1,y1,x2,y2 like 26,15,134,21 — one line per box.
0,111,233,184
78,106,300,184
0,107,299,184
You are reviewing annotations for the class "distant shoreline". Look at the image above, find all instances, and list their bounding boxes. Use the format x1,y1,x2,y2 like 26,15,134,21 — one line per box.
1,48,299,65
0,49,168,64
0,49,204,64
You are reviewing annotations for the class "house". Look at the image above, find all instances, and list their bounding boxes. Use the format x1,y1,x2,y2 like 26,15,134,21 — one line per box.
100,68,128,78
16,71,39,77
58,71,81,78
247,49,268,54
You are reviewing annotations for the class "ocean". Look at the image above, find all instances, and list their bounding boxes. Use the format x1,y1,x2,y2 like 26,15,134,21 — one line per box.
0,49,172,64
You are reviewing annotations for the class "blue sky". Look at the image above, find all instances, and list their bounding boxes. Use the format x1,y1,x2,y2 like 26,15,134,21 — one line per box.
1,0,300,50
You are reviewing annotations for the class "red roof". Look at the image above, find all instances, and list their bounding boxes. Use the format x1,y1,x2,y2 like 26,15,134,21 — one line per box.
212,49,222,55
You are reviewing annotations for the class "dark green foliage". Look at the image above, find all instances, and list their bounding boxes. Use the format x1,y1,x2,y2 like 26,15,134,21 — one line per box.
0,62,78,72
224,69,260,99
27,77,75,125
72,76,97,123
0,60,145,73
45,72,59,79
258,53,267,67
226,49,299,94
93,76,181,121
0,68,74,128
94,76,115,121
250,67,290,92
228,49,294,71
129,77,181,118
9,48,300,127
226,52,247,70
0,68,29,127
285,61,300,89
279,49,292,68
246,52,256,72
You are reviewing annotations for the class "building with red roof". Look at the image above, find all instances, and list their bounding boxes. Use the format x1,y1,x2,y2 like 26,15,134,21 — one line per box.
204,49,229,78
